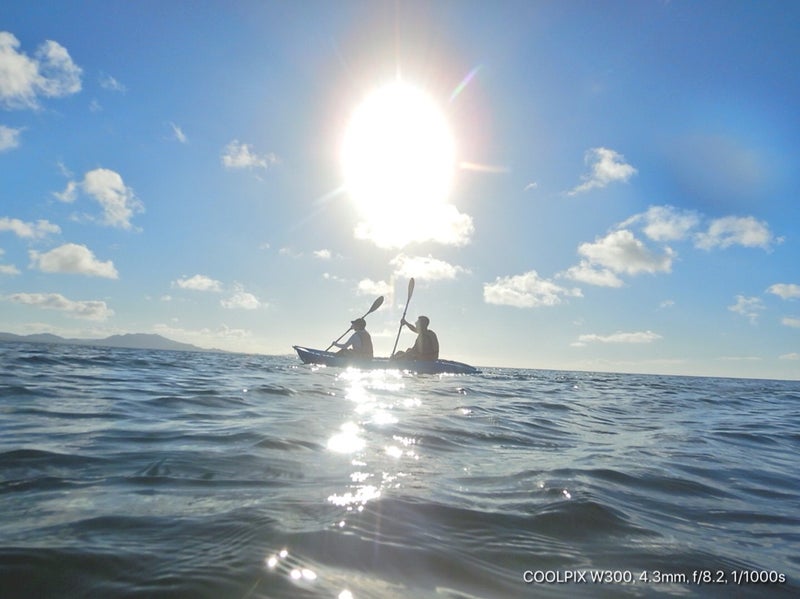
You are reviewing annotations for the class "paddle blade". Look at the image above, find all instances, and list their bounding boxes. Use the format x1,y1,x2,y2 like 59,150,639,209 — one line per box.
366,296,384,315
407,278,415,301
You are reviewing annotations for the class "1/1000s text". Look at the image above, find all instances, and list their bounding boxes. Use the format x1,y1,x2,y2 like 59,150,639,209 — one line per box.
523,570,788,585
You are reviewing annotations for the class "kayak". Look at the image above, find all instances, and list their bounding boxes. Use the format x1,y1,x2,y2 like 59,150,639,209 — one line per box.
293,345,479,375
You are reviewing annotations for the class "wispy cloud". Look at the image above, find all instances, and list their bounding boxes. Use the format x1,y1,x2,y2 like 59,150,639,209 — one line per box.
99,73,126,93
221,140,280,170
484,270,581,308
313,249,332,260
767,283,800,300
6,292,113,321
695,216,776,250
53,180,78,203
0,217,60,239
572,330,662,347
0,249,19,275
170,277,265,309
0,32,82,109
391,254,470,281
781,317,800,329
568,147,636,195
728,295,764,324
0,125,22,151
29,243,118,278
621,205,700,242
169,122,187,144
172,274,223,292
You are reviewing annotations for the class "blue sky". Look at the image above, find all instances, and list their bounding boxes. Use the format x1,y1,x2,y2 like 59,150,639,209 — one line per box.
1,1,798,379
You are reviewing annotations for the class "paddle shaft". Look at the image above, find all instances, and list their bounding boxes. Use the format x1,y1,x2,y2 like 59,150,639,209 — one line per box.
326,296,384,351
391,278,415,356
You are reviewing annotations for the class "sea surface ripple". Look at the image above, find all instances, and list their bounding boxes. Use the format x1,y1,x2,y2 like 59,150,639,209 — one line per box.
1,342,798,598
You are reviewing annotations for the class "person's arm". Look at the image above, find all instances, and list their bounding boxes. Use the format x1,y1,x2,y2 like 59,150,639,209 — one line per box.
401,317,418,333
333,332,356,349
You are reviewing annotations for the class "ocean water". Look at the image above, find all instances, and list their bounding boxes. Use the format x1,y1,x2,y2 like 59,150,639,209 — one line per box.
1,342,798,599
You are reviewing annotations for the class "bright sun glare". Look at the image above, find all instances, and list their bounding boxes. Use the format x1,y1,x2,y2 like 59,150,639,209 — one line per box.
341,81,455,248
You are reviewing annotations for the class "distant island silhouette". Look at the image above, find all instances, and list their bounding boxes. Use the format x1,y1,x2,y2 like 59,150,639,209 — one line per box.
0,332,219,353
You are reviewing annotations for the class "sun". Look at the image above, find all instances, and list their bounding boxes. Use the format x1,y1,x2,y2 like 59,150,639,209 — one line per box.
341,81,455,247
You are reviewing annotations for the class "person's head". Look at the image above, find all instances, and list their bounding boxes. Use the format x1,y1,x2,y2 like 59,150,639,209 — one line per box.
416,315,430,330
351,318,366,330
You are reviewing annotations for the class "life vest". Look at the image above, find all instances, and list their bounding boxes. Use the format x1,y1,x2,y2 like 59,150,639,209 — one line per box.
352,330,374,358
414,330,439,361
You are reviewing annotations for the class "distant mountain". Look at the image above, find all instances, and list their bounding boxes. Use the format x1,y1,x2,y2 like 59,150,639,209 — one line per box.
0,331,211,353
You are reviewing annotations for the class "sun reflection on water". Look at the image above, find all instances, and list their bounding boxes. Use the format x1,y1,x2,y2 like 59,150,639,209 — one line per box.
327,422,366,454
325,368,420,516
264,368,428,598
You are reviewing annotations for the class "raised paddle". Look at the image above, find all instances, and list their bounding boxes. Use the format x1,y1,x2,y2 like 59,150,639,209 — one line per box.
326,296,384,351
391,278,415,357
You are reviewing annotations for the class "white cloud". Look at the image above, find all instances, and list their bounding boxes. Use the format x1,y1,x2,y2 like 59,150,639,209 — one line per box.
621,205,700,242
0,217,60,239
53,180,78,203
220,289,262,310
781,317,800,329
81,168,144,229
695,216,775,250
0,249,19,275
221,140,279,170
780,352,800,360
6,292,113,321
323,272,345,283
357,278,392,296
173,274,223,292
767,283,800,300
153,323,252,346
313,249,332,260
0,125,22,151
169,122,187,144
390,253,469,281
0,32,82,109
99,73,126,93
572,330,662,347
29,243,118,278
560,261,624,288
34,40,82,97
354,203,474,249
577,229,674,276
484,270,582,308
569,147,637,195
728,295,764,324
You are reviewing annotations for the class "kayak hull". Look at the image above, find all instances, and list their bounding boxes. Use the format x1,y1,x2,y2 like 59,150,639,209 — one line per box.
293,346,478,375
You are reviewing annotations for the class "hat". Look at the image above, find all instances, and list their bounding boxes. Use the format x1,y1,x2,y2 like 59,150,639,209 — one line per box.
351,318,366,328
